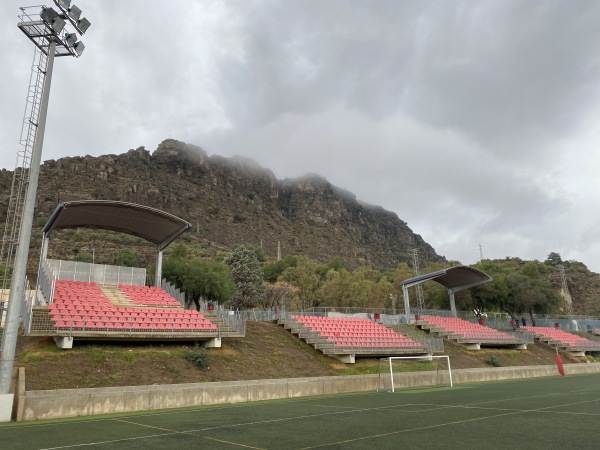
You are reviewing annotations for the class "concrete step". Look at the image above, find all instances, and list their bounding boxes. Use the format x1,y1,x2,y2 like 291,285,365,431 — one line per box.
99,284,135,308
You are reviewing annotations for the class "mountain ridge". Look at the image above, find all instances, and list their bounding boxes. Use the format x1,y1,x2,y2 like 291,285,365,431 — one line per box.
0,138,444,270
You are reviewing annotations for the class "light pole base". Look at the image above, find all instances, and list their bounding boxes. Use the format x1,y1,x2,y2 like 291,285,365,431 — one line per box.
0,393,14,422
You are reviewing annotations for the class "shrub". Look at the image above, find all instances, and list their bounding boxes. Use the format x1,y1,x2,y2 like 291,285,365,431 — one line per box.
186,344,210,370
485,355,502,367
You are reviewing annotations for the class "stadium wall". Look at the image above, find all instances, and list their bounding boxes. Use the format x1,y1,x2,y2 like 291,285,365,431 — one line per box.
19,363,600,421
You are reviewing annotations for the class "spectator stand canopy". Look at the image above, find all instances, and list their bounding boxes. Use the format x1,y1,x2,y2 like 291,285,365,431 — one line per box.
41,200,192,285
400,265,492,322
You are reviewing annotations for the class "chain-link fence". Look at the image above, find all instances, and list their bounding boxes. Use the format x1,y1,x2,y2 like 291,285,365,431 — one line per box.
46,259,146,286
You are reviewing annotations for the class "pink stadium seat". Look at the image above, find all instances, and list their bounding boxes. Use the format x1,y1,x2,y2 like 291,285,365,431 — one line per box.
292,315,422,350
521,326,600,350
419,316,516,342
50,280,217,335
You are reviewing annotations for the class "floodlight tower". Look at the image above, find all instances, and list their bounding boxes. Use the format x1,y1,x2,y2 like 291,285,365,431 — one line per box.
410,248,426,312
0,1,90,416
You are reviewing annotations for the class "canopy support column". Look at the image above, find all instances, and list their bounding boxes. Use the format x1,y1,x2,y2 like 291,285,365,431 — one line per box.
448,289,457,317
402,285,411,323
155,247,163,287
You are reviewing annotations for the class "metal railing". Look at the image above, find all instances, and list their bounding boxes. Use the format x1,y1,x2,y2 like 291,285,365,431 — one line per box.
29,313,221,338
36,258,54,305
21,278,34,334
160,279,185,306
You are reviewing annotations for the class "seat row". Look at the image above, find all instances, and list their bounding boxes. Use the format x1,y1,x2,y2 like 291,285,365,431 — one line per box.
49,304,201,318
335,339,422,348
55,320,215,332
319,331,408,338
51,312,213,325
118,284,181,307
420,316,516,341
521,326,600,349
291,315,423,350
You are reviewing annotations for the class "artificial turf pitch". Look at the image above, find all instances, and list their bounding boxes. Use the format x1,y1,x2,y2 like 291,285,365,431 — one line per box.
1,373,600,449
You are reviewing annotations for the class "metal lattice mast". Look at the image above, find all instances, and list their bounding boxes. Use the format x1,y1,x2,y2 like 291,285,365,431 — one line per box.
558,264,574,317
411,248,425,311
0,47,49,325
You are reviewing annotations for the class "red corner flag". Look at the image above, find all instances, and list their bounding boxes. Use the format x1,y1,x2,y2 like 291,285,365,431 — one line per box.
555,354,565,376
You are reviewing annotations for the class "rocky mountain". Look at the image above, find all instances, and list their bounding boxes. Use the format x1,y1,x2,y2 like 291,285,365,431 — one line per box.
0,139,444,270
3,140,600,315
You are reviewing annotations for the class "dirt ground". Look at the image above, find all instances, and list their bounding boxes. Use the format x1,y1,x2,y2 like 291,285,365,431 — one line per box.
14,321,597,391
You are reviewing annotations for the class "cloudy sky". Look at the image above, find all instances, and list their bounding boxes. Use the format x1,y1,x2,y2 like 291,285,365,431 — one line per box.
2,0,600,271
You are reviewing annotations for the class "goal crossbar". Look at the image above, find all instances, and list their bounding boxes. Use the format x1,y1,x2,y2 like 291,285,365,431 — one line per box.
382,355,453,392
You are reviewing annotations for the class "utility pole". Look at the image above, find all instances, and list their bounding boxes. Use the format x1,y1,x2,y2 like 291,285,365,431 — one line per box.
479,244,483,262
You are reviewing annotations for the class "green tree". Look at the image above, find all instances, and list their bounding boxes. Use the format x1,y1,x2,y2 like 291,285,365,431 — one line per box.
224,246,266,308
544,252,563,267
505,272,561,325
316,257,349,279
168,243,189,260
262,255,300,282
163,256,234,309
369,276,394,309
318,269,351,307
264,281,299,309
471,259,561,323
316,267,377,308
279,257,320,309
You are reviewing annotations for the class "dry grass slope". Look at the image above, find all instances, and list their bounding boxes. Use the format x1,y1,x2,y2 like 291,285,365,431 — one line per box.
14,321,599,391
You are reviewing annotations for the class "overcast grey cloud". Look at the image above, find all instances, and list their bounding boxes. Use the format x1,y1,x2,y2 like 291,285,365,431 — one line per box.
2,0,600,271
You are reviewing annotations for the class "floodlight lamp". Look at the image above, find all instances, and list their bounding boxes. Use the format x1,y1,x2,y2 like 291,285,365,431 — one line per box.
40,7,59,24
57,0,72,9
65,32,77,47
73,41,85,56
77,17,91,34
51,16,66,33
41,7,66,34
68,5,82,22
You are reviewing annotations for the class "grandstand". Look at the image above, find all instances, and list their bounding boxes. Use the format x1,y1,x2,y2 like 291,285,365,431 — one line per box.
416,315,527,350
279,314,431,363
521,325,600,356
23,201,245,348
44,280,216,332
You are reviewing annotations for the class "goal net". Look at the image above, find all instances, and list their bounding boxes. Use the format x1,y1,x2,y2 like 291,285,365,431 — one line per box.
378,355,453,392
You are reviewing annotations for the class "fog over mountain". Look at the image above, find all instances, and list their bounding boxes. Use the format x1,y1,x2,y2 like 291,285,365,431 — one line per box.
2,1,600,271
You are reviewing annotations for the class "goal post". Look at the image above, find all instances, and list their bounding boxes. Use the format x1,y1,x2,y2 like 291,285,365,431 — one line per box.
378,355,453,392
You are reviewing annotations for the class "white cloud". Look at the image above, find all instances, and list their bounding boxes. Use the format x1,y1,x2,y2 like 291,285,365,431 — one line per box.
2,0,600,272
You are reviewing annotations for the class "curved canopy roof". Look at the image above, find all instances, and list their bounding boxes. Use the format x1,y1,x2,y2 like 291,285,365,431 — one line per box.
42,200,192,250
401,265,492,293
